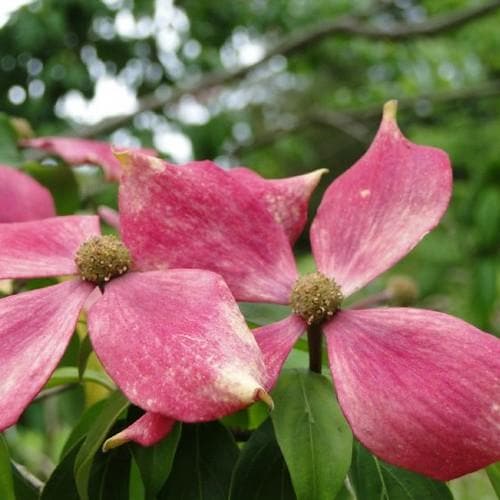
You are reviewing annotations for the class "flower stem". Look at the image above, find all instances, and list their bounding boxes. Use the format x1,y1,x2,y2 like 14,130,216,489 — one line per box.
307,323,323,374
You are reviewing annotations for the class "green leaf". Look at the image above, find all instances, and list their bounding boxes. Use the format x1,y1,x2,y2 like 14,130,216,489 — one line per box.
130,422,181,498
350,441,453,500
74,391,129,500
78,335,94,381
45,366,115,391
229,418,296,500
0,436,15,500
22,161,80,214
159,421,239,500
487,462,500,498
11,463,40,500
271,369,352,500
0,113,21,165
42,440,83,500
61,399,108,459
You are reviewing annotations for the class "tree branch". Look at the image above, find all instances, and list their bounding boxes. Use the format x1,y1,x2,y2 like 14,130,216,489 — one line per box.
229,79,500,155
78,1,500,138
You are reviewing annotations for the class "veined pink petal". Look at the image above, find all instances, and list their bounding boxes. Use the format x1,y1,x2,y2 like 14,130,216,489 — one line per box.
88,270,270,421
311,101,452,297
21,137,157,181
97,205,120,230
0,215,100,279
253,314,305,390
103,412,176,450
229,167,327,244
0,280,93,431
325,307,500,480
119,153,297,304
0,165,55,222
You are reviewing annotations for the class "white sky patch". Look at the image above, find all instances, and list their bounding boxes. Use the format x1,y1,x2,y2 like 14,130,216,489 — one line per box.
154,129,192,163
0,0,34,27
56,76,138,125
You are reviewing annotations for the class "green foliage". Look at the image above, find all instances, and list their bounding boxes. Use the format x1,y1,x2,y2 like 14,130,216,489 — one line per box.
350,441,453,500
0,435,15,500
271,369,353,500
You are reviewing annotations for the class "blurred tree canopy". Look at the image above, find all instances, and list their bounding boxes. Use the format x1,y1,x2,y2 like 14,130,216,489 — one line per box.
0,0,498,337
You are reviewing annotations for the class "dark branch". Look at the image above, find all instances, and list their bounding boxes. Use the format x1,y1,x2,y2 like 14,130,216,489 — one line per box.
78,1,500,138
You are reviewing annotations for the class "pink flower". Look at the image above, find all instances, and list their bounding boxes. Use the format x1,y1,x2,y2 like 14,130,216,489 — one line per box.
0,216,270,445
21,137,157,181
0,164,55,222
117,101,500,480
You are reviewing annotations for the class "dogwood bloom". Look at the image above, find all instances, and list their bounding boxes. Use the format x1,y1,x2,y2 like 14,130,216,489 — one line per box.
0,164,55,222
21,137,156,181
117,101,500,480
0,216,270,440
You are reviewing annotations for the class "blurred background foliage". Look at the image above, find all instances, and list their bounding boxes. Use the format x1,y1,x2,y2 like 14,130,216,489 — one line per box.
0,0,499,498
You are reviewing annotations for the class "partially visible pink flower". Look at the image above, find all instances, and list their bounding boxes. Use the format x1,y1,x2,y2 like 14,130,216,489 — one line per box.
21,137,156,181
0,216,270,442
0,164,55,222
117,101,500,480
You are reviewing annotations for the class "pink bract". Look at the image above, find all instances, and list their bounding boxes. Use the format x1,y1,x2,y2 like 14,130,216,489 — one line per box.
0,164,55,222
118,100,500,479
0,215,269,443
21,137,157,181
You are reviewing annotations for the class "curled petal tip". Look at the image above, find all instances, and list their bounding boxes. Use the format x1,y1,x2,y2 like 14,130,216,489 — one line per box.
112,149,133,173
383,100,398,121
256,388,274,410
102,433,128,452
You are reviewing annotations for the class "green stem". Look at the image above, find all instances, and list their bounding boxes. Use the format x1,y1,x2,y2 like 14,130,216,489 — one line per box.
307,323,323,374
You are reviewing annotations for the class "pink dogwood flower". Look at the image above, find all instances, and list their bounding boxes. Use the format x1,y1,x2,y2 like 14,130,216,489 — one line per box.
0,216,271,443
0,164,55,222
21,137,156,181
117,101,500,480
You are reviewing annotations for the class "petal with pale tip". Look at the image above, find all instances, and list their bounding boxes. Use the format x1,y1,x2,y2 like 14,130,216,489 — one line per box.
88,270,269,421
118,153,298,304
0,279,94,431
311,100,452,297
103,412,176,450
0,215,101,279
324,307,500,480
229,167,328,244
0,165,55,222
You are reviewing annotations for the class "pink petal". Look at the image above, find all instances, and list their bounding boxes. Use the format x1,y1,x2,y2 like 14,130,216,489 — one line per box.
88,270,270,421
0,215,100,279
324,307,500,480
21,137,157,181
0,164,55,222
119,154,297,304
310,101,452,297
0,280,93,430
97,205,120,230
229,167,327,244
103,412,175,450
253,314,305,390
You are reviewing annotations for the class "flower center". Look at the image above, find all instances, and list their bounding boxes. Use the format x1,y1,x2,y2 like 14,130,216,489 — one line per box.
290,272,343,325
75,235,132,285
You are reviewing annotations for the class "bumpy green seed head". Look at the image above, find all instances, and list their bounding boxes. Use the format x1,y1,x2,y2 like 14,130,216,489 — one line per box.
290,272,343,325
75,235,132,285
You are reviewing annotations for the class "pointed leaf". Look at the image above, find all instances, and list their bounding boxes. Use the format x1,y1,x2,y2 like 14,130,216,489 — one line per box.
487,462,500,498
74,390,129,500
271,369,352,500
0,436,15,500
131,422,181,498
350,441,453,500
230,419,296,500
159,422,239,500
